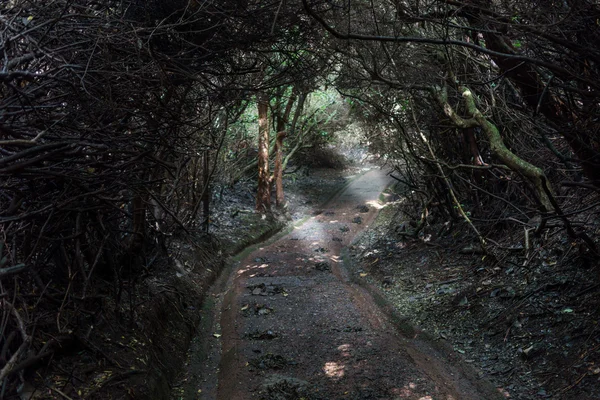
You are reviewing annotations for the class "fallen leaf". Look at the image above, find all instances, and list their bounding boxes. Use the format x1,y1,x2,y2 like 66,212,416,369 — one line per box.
213,333,221,338
360,273,368,277
241,304,249,311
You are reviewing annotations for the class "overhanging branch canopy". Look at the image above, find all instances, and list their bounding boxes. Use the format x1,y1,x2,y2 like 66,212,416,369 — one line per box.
301,0,600,90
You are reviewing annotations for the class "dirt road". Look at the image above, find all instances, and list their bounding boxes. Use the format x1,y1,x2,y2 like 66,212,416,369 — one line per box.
181,167,502,400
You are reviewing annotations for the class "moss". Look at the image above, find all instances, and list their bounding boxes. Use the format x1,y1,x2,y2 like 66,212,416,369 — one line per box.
460,86,553,211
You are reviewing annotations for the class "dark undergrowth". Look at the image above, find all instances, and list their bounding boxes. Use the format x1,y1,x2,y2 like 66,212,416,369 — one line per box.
351,186,600,400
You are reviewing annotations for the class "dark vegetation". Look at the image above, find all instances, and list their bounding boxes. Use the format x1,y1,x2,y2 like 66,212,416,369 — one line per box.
1,0,599,398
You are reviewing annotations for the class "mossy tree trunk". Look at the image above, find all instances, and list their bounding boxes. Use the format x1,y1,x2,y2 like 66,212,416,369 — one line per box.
430,84,554,212
475,18,600,186
459,86,554,212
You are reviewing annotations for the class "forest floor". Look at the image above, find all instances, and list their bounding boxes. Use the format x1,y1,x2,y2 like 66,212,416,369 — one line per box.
347,200,600,399
172,164,503,400
16,161,357,399
23,153,598,400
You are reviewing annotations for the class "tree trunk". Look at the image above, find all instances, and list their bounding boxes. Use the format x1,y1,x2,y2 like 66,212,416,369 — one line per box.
281,91,308,171
273,88,297,208
256,92,271,212
468,14,600,185
460,87,554,211
432,84,554,211
273,131,286,207
463,127,485,184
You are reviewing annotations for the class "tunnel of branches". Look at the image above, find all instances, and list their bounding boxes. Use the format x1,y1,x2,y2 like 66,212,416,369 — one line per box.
1,0,600,398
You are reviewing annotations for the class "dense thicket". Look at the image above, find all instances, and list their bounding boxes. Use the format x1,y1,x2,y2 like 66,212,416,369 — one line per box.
1,0,599,397
0,0,324,394
304,0,600,253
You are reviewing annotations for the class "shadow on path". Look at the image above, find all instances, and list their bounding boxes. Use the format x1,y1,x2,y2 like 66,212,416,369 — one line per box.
180,167,502,400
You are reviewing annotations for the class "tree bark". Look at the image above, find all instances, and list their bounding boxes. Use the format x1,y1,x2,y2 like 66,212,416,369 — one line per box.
460,87,554,211
273,88,298,208
256,92,271,212
461,6,600,186
282,91,308,171
430,84,554,211
273,131,287,207
463,127,485,184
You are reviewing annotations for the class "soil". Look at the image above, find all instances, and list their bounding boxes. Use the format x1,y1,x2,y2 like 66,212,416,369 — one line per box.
14,207,285,400
12,161,359,400
173,167,503,399
347,198,600,399
29,155,598,400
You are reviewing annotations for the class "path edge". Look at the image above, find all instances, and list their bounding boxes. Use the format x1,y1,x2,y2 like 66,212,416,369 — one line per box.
340,198,505,400
180,166,376,399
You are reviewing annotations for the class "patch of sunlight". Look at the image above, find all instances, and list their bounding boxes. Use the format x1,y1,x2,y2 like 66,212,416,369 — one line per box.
366,200,385,210
323,361,345,379
418,397,433,400
391,383,419,398
237,263,269,276
329,220,339,223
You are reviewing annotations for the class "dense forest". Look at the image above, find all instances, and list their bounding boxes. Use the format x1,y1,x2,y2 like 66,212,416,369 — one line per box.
1,0,599,399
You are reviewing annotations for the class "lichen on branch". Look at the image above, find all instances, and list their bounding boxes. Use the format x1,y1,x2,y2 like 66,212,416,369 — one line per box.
458,86,554,212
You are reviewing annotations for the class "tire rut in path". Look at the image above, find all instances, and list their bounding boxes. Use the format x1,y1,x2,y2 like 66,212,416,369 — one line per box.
205,168,501,399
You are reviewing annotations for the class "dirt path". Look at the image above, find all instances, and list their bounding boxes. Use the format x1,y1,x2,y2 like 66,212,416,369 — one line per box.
179,167,502,400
